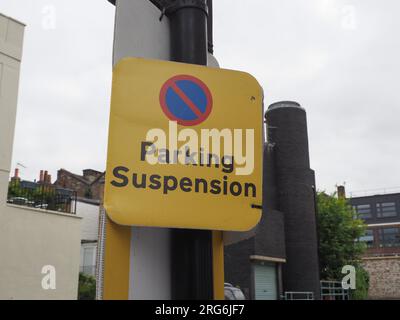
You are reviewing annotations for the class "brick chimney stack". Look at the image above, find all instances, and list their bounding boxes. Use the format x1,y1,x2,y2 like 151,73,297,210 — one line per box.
11,168,21,182
39,170,44,183
337,185,346,199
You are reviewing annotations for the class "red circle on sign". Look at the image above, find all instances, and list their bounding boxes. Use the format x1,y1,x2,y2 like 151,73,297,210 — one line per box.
159,75,213,126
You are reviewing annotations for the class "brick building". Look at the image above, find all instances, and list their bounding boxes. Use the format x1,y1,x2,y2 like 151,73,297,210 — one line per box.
347,188,400,299
54,169,105,200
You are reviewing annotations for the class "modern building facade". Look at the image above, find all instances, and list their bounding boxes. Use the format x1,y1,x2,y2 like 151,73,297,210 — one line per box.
349,189,400,299
0,12,81,300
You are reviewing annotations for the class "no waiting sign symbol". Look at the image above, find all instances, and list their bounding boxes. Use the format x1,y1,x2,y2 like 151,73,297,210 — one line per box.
159,75,213,126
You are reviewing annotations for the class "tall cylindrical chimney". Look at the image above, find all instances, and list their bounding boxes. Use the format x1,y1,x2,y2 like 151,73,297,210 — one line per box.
39,170,44,182
266,101,321,299
337,185,346,199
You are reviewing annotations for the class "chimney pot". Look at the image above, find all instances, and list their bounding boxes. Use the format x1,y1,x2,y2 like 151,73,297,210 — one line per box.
337,185,346,199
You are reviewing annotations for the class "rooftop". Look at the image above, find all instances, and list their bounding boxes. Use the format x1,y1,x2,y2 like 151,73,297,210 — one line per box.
0,12,26,26
349,187,400,199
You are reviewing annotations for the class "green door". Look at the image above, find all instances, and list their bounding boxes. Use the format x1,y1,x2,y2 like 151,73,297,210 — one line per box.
254,263,277,300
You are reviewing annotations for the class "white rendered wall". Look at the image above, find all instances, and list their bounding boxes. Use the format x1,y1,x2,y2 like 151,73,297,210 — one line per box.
0,205,82,300
76,200,100,242
0,13,81,300
0,13,23,203
77,200,99,277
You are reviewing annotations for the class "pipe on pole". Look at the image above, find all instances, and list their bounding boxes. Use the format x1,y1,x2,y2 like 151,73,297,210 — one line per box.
165,0,214,300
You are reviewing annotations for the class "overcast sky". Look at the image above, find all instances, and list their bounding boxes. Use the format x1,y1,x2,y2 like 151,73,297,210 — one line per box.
1,0,399,195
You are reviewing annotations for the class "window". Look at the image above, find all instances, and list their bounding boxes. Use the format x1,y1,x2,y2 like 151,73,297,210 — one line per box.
81,245,96,276
378,228,400,248
359,229,374,248
376,202,397,218
353,204,372,219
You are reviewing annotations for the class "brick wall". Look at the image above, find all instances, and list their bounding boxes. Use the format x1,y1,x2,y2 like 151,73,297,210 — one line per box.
57,173,87,198
55,169,104,200
83,169,103,183
362,256,400,299
90,181,103,201
225,238,255,300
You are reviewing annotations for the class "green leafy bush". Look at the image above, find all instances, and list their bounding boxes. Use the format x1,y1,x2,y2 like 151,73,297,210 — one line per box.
351,266,370,300
78,273,96,300
317,192,370,299
317,192,367,279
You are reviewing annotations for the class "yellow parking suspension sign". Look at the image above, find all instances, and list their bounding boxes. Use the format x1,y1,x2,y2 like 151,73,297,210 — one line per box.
105,58,263,231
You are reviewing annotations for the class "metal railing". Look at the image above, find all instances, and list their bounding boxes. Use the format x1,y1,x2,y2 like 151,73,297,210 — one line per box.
320,281,350,300
282,282,350,300
349,187,400,198
7,180,77,214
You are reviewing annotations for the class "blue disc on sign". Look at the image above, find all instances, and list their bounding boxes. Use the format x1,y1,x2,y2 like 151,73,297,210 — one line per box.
160,75,213,126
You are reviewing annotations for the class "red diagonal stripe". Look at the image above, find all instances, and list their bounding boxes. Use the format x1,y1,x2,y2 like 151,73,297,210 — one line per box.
170,82,204,118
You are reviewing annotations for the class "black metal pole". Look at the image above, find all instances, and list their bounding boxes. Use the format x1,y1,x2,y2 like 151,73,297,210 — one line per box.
166,0,214,300
207,0,213,54
168,0,208,65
